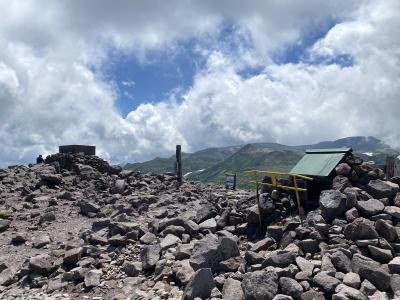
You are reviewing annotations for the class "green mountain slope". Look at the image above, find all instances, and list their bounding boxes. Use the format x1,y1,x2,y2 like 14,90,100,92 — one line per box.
188,146,302,188
124,145,241,175
124,136,399,188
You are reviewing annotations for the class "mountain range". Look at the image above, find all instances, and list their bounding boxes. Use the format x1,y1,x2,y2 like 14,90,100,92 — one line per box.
124,136,399,188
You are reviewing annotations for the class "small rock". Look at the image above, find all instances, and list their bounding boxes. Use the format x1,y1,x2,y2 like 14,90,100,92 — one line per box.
219,256,244,272
84,269,102,288
251,237,276,252
139,232,157,244
0,268,15,286
343,272,361,289
123,261,142,277
335,163,351,176
32,233,51,248
63,247,83,266
198,218,217,232
0,219,10,232
79,201,100,216
160,234,181,250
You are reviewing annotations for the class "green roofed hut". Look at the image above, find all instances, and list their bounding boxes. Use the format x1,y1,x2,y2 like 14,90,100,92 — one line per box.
290,148,353,210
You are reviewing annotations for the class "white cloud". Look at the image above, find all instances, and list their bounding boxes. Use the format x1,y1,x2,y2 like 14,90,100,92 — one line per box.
0,0,399,167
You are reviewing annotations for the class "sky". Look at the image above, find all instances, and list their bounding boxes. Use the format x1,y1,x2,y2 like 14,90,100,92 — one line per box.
0,0,399,166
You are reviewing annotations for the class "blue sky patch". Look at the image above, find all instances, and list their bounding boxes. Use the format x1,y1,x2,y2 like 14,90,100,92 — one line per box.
104,41,206,117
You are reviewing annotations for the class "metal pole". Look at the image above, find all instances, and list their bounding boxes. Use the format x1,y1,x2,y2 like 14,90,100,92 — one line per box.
176,145,182,185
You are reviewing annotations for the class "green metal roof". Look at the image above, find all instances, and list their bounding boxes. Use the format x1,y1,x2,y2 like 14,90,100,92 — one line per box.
290,148,352,177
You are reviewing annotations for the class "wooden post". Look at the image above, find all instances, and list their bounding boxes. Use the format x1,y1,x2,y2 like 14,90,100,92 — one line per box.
176,145,182,185
256,181,262,228
387,155,396,179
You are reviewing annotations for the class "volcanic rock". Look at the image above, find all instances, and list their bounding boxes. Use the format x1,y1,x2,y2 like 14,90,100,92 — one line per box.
182,268,215,300
84,269,102,288
357,199,384,217
242,271,278,300
343,218,378,241
140,244,161,270
279,277,303,299
222,278,244,300
365,179,399,199
319,190,347,222
190,235,239,271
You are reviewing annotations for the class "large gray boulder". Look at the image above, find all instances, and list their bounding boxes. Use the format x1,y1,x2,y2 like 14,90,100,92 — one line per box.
384,206,400,219
242,271,278,300
262,251,296,268
335,284,368,300
351,253,390,291
332,175,352,192
182,268,215,300
335,163,351,176
375,219,397,242
279,277,303,299
78,201,100,216
63,247,83,266
195,205,217,223
313,272,340,293
366,179,399,199
190,234,239,272
160,234,181,250
0,268,15,286
84,269,102,288
29,254,55,275
222,278,244,300
140,244,161,270
343,218,379,241
173,260,195,285
357,199,384,217
319,190,347,221
330,251,352,273
388,257,400,274
0,219,10,232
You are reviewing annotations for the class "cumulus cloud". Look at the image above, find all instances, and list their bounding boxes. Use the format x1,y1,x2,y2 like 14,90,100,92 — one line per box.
0,0,399,166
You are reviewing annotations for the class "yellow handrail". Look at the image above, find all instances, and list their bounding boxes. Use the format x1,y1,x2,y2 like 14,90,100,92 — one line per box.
244,170,313,225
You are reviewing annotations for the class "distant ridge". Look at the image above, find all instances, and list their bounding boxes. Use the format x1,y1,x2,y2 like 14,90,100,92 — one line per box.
124,136,398,188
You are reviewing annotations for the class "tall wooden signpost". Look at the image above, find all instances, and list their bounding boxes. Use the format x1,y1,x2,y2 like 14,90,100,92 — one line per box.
176,145,182,186
386,155,396,179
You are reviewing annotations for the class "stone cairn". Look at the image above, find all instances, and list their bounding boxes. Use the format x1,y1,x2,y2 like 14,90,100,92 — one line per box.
1,153,400,299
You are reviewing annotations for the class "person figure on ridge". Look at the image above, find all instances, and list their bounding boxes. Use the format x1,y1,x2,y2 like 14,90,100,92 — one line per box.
36,155,44,164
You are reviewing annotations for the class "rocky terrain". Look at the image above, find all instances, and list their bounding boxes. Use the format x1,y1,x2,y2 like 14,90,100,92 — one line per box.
1,153,400,299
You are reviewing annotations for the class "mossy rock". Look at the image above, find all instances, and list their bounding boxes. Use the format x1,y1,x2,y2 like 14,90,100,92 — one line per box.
0,210,12,219
101,207,113,217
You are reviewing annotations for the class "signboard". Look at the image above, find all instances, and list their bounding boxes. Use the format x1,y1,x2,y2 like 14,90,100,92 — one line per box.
225,173,236,190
